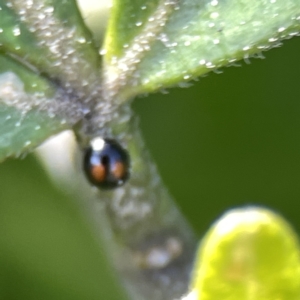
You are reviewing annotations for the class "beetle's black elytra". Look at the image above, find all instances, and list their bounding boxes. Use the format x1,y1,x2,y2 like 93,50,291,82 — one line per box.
83,138,130,189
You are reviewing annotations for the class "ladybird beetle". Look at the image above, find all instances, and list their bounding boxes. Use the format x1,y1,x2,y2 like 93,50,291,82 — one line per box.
83,137,130,189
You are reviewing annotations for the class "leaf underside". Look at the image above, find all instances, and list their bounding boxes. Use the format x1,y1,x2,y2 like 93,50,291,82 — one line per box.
104,0,300,99
0,0,101,161
1,0,300,159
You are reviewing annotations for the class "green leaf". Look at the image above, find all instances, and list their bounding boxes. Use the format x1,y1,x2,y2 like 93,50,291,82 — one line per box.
0,54,75,161
104,0,300,99
0,0,100,87
189,207,300,300
0,0,102,161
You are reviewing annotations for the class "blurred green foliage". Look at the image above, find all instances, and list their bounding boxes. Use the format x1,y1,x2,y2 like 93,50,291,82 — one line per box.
0,156,125,299
1,35,300,299
191,208,300,300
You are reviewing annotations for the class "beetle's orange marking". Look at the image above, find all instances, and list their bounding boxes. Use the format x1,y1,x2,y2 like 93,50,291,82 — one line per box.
112,161,126,179
91,164,106,182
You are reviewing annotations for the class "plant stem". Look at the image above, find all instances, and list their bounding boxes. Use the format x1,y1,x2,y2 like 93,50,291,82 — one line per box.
78,103,197,300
